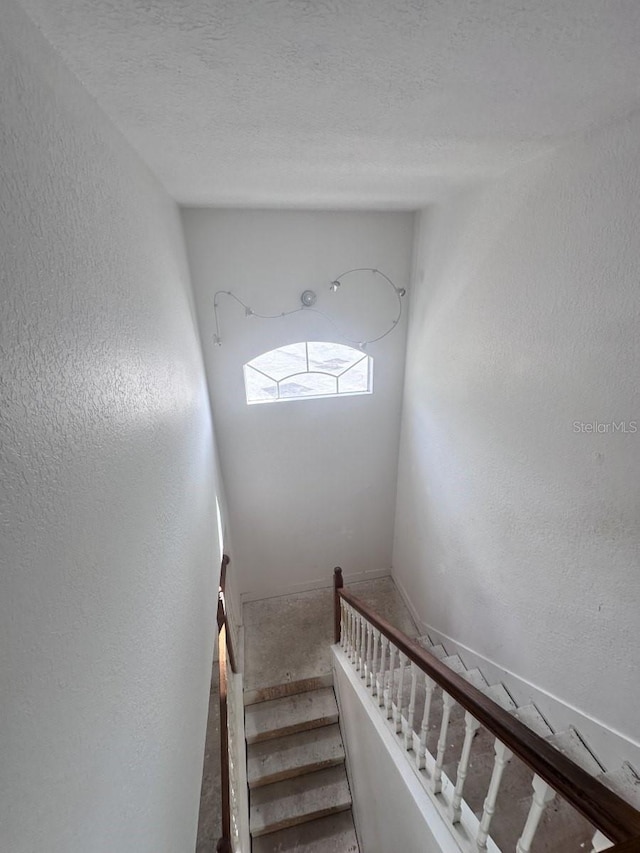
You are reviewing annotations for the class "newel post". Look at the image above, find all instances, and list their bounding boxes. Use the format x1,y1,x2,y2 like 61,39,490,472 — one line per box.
333,567,344,644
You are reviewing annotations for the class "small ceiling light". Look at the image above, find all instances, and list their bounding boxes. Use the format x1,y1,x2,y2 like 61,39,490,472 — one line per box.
329,280,341,292
301,289,317,307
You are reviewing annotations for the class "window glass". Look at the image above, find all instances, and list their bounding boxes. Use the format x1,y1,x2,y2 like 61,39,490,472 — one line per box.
244,342,372,404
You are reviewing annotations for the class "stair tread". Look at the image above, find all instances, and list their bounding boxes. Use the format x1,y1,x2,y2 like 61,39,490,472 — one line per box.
416,638,448,660
248,723,345,788
481,683,517,711
546,728,604,776
251,809,359,852
250,764,352,837
245,687,338,744
511,703,554,739
600,763,640,809
441,654,467,674
462,667,489,690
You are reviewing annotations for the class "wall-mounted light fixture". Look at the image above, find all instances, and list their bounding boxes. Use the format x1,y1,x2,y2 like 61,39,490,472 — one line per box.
212,267,406,347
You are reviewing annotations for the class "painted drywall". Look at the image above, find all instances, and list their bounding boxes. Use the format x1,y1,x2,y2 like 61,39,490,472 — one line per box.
333,648,457,853
393,111,640,760
183,209,414,600
0,3,223,851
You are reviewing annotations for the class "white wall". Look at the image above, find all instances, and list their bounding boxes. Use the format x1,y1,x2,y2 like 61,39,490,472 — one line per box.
394,112,640,758
0,3,223,851
183,209,414,600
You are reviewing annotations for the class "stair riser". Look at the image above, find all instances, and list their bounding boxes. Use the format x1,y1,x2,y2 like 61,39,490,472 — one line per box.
247,714,339,744
251,811,359,853
245,675,334,707
251,802,352,838
250,756,346,789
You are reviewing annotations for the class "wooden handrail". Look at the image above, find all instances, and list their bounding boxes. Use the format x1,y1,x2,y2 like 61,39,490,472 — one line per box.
217,553,237,674
217,554,233,853
333,566,344,643
216,616,232,853
334,568,640,844
607,839,640,852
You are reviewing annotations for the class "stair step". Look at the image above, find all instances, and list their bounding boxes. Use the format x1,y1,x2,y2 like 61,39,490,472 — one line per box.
511,703,554,739
244,674,334,707
429,644,448,659
248,723,345,789
482,683,517,711
416,638,448,660
441,654,467,674
599,763,640,809
462,667,489,691
245,688,338,744
252,810,359,852
250,764,352,837
546,728,604,776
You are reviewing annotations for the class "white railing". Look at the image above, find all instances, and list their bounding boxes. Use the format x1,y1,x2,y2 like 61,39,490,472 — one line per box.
338,595,629,853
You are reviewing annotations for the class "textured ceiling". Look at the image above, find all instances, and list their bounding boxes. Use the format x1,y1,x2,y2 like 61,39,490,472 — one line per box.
18,0,640,207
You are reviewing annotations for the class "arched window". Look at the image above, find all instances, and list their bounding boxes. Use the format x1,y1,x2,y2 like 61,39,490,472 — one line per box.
243,342,373,404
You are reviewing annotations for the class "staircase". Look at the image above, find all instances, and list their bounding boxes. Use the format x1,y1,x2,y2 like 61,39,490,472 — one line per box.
228,575,640,852
413,635,640,850
245,685,359,852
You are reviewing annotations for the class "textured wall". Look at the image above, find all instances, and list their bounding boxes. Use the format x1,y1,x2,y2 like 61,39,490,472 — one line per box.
17,0,640,207
183,209,414,600
0,3,221,851
394,112,640,755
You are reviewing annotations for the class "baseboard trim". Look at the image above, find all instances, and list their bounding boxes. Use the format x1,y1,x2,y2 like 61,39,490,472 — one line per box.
240,567,392,604
392,573,640,772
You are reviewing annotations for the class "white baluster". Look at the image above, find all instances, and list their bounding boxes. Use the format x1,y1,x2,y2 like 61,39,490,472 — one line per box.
515,774,556,853
347,606,355,659
405,663,418,750
364,622,373,684
384,644,397,719
358,615,367,675
377,635,389,706
344,605,351,655
477,740,513,849
394,653,407,733
450,711,480,823
432,691,455,794
340,600,347,649
370,629,380,694
591,830,613,853
417,674,435,770
352,611,360,666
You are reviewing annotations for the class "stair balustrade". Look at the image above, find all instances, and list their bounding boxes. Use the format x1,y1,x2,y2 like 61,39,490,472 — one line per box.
333,567,640,853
